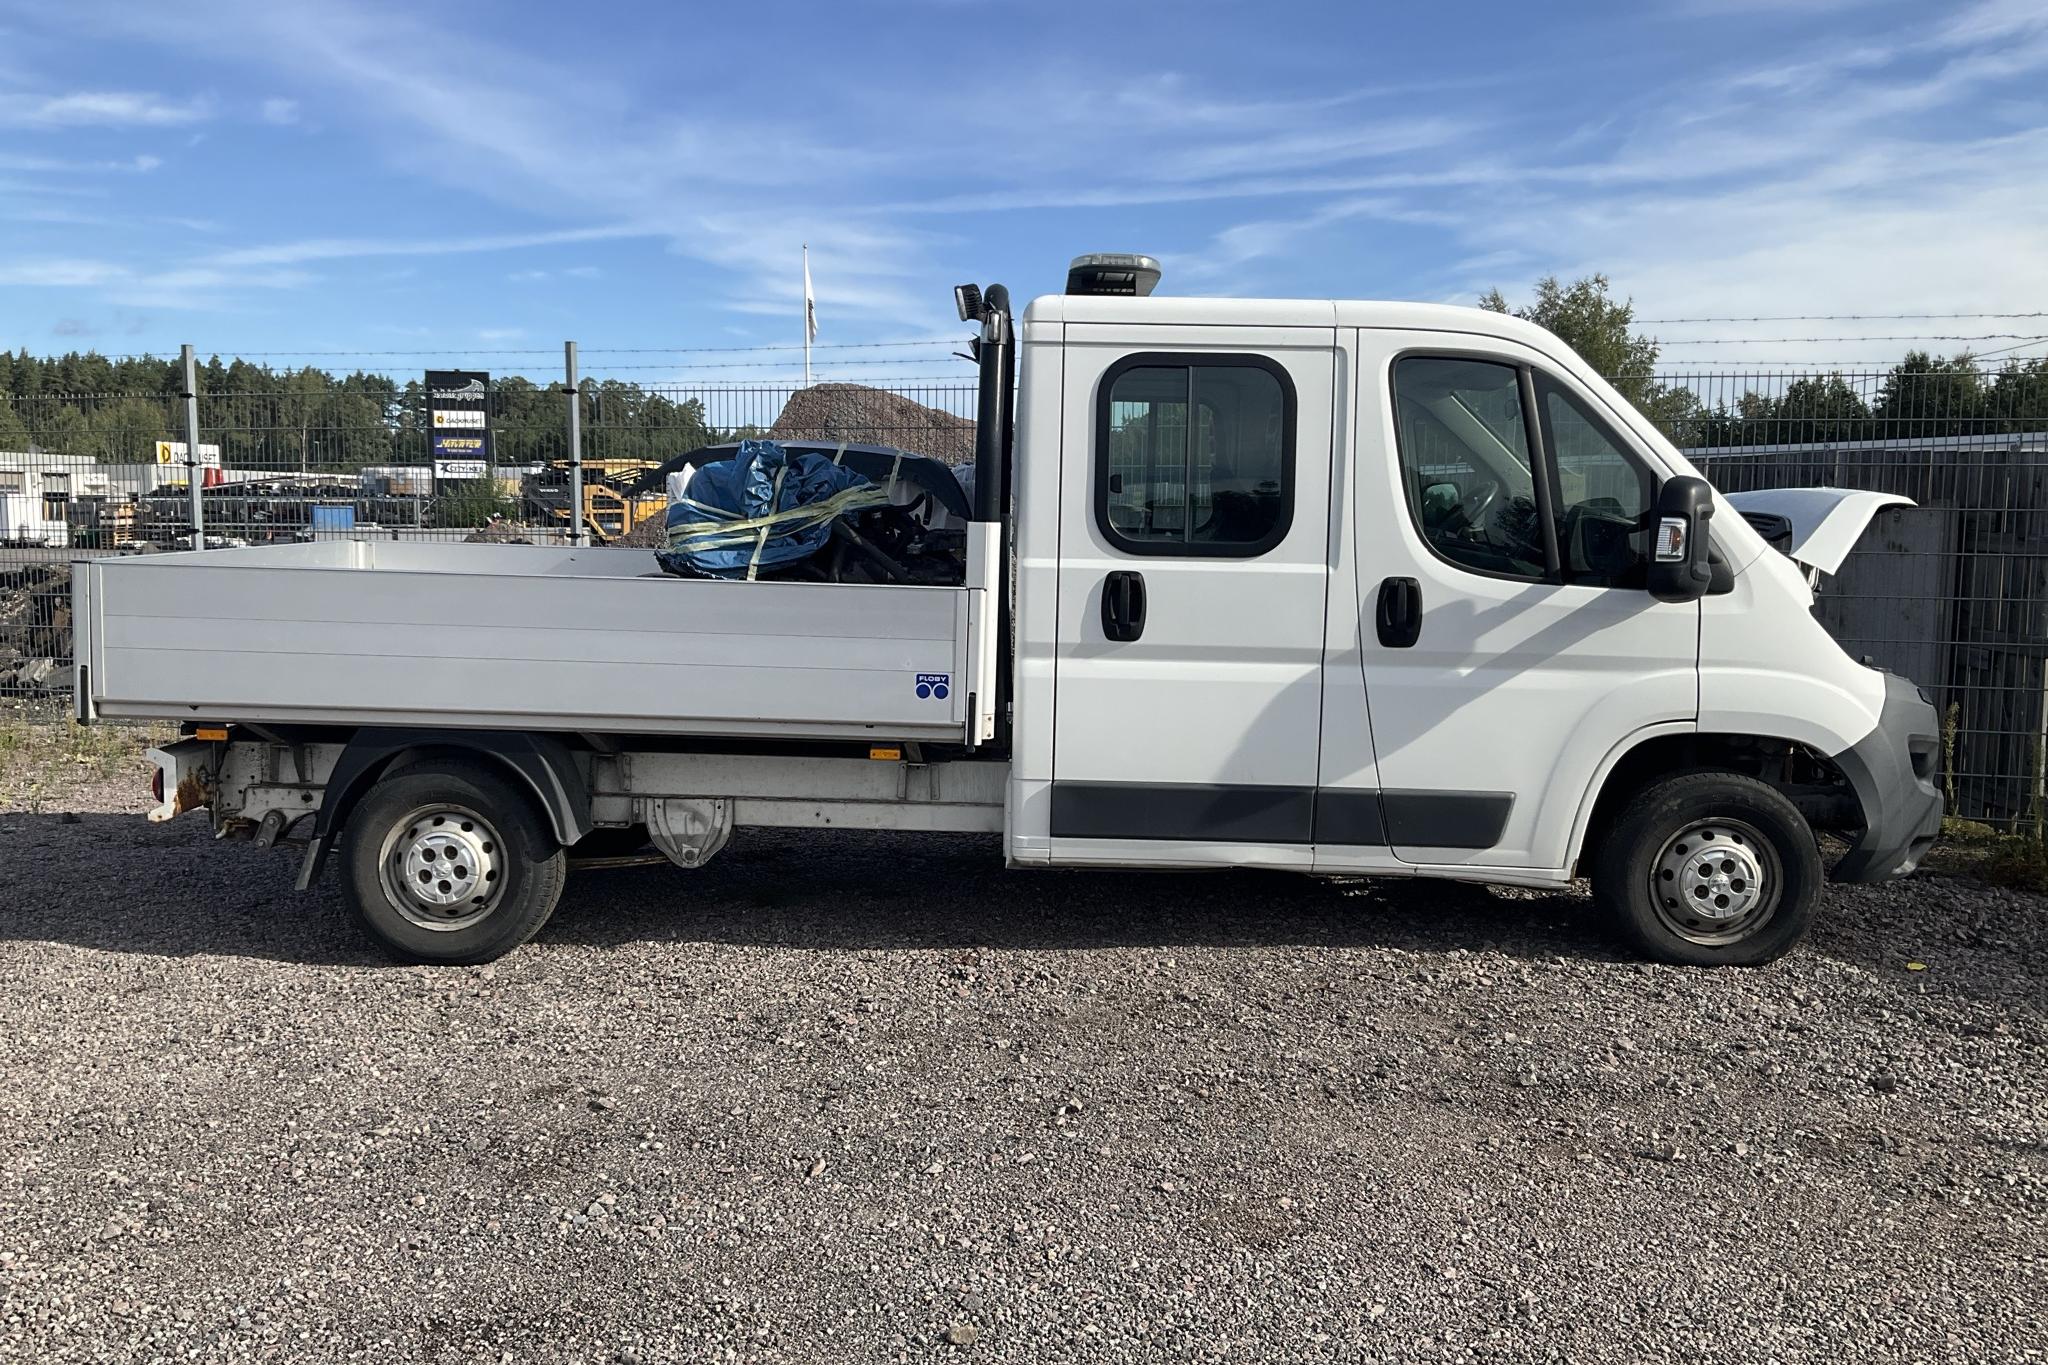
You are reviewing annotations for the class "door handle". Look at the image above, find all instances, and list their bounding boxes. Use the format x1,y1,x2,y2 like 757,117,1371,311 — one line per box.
1102,570,1147,642
1376,576,1422,648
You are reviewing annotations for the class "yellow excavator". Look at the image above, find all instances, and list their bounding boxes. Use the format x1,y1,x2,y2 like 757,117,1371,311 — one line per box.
521,458,668,543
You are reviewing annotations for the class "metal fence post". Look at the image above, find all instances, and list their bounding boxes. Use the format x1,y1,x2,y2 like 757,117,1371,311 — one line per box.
180,344,204,551
565,341,586,548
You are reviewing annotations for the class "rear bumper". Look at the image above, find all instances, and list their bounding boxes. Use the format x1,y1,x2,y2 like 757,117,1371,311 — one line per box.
145,738,213,824
1830,672,1943,882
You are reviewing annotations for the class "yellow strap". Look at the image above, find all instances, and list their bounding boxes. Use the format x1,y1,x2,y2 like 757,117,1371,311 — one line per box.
666,482,889,549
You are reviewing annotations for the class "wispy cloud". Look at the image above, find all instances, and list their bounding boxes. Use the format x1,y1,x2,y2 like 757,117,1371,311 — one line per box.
0,151,162,174
0,89,212,128
0,259,127,287
259,97,299,126
507,265,606,283
0,256,311,310
203,225,654,269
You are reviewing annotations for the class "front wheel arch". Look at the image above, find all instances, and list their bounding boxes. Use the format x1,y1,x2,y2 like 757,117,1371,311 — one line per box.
1571,730,1854,877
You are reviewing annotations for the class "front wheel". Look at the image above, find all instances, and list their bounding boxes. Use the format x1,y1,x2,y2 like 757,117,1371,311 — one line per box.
342,759,567,964
1591,770,1822,967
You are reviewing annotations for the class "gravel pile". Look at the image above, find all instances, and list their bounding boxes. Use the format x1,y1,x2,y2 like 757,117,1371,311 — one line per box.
1,760,2042,1363
771,385,976,467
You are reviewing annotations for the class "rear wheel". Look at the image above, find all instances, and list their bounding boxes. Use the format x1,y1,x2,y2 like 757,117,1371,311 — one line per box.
1591,770,1821,967
343,760,566,964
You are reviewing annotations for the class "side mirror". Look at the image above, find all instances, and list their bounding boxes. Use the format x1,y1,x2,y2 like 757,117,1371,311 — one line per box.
1648,475,1715,603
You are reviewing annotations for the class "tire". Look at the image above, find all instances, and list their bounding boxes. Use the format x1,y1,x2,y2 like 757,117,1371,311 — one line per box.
341,759,567,965
1590,769,1822,967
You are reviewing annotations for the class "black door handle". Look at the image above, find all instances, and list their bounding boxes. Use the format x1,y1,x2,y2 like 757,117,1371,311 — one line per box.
1376,576,1422,648
1102,570,1147,642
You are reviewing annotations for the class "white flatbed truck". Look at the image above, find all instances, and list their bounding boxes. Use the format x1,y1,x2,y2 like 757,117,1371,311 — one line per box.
75,257,1943,966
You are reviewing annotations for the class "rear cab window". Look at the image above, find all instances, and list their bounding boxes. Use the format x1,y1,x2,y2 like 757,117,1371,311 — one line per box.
1096,354,1295,556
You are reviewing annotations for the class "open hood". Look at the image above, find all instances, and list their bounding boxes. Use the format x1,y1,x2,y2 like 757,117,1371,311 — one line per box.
1724,488,1913,576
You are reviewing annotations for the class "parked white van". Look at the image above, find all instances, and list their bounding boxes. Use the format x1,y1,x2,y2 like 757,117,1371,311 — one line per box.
82,256,1942,966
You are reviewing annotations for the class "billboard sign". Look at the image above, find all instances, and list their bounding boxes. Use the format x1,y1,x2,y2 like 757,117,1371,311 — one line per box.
425,370,492,482
431,431,489,466
153,440,223,469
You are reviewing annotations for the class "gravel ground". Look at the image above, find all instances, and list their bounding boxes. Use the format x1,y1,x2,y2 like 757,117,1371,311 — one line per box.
1,757,2043,1364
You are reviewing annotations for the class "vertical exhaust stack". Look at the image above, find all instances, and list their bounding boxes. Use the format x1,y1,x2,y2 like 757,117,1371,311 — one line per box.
955,279,1017,748
956,282,1014,525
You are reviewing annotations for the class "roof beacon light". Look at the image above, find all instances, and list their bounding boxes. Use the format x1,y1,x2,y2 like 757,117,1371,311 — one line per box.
1066,253,1161,298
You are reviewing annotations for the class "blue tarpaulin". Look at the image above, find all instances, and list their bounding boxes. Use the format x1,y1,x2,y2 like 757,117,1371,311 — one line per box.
656,439,888,579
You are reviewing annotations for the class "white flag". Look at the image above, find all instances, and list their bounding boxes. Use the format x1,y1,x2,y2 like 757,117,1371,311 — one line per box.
803,245,818,343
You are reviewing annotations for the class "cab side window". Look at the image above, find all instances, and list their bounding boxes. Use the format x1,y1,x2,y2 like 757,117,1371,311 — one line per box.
1097,355,1294,556
1390,357,1546,580
1538,378,1653,589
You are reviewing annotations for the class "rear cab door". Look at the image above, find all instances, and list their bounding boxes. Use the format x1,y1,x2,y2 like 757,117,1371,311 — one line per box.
1047,306,1340,867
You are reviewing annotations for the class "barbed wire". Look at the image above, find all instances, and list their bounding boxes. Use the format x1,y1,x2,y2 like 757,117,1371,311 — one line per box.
1636,311,2048,324
9,338,967,364
1651,333,2048,345
581,340,961,355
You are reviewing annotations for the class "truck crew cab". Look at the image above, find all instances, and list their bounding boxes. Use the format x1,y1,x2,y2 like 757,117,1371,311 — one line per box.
83,255,1943,967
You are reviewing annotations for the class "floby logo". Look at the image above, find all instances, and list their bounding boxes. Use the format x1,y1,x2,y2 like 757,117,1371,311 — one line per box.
915,672,951,701
432,378,488,401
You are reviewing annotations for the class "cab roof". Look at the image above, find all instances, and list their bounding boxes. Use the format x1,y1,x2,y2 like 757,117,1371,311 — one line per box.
1022,293,1561,350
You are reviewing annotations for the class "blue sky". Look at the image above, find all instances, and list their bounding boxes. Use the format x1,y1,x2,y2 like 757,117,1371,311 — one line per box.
0,0,2044,381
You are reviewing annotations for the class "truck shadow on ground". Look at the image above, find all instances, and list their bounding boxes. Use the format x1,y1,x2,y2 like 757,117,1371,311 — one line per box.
3,817,2029,1006
0,814,1632,968
537,827,1642,966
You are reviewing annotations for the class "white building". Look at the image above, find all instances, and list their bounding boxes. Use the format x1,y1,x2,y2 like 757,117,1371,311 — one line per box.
0,448,232,546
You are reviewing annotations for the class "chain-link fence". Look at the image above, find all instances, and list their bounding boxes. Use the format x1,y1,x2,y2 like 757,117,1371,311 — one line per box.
5,352,2046,830
0,364,978,707
1669,366,2048,830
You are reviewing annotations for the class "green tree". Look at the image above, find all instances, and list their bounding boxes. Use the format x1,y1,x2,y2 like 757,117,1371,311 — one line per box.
1764,374,1872,445
1481,274,1676,419
430,479,516,529
93,395,176,462
0,399,29,451
36,405,94,457
1874,351,1988,439
1987,358,2048,435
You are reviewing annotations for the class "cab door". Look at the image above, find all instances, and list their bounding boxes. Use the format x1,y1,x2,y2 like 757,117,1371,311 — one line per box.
1350,331,1700,871
1050,327,1337,867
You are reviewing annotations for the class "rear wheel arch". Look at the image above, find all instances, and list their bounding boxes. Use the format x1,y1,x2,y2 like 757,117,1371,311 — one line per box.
299,729,593,889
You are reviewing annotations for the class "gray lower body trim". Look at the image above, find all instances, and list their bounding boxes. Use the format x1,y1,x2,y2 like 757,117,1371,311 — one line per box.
1380,790,1514,849
1048,782,1509,849
1050,782,1314,843
1830,673,1944,882
1312,790,1386,845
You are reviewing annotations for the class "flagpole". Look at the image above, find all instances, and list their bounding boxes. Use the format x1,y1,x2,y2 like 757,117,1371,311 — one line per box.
802,244,813,388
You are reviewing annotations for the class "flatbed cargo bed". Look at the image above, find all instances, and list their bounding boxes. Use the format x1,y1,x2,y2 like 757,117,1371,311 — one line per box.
73,540,989,743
